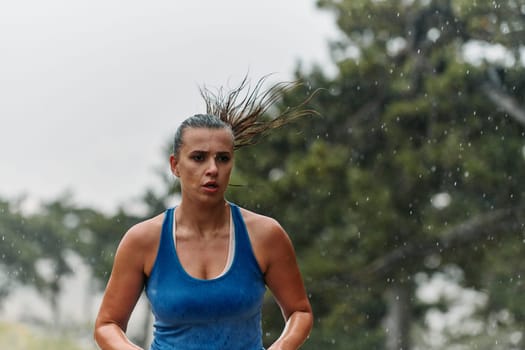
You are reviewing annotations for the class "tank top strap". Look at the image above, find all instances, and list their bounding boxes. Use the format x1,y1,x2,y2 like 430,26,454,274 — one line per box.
157,207,176,265
229,202,263,276
229,202,249,249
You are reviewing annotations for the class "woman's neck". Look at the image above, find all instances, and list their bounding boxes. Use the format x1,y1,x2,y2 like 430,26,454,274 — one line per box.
175,199,230,238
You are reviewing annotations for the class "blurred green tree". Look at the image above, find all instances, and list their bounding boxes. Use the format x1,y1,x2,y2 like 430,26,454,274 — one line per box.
0,195,80,323
225,0,525,348
0,194,141,333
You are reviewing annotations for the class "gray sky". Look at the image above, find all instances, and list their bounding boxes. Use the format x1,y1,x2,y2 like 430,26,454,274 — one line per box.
0,0,337,213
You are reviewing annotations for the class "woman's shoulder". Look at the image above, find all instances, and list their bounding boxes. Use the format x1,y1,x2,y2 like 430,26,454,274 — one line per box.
236,206,290,245
236,205,296,273
237,205,281,228
119,211,166,252
116,210,167,273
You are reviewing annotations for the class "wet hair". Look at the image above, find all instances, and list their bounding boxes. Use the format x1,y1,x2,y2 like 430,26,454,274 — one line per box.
172,114,233,157
173,75,318,157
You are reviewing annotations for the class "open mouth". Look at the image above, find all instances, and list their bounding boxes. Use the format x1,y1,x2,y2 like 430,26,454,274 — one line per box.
204,183,218,189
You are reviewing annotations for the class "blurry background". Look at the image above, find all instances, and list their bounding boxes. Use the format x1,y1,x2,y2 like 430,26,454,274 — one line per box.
1,0,525,349
0,0,335,214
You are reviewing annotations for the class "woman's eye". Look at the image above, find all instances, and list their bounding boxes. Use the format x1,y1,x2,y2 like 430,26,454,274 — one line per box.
217,155,230,162
191,154,205,161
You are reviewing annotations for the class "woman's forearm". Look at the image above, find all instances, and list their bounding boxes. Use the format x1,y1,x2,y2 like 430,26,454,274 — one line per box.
268,310,314,350
94,323,144,350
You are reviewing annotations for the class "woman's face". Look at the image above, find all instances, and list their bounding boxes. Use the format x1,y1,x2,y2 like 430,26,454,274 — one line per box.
170,127,234,203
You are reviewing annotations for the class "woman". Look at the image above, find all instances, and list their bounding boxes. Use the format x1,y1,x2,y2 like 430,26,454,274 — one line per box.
94,76,315,349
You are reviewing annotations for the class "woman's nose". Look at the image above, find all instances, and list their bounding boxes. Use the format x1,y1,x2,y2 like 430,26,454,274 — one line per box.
205,159,218,175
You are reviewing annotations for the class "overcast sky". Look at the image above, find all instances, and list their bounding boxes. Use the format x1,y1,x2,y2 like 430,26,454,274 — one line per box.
0,0,338,213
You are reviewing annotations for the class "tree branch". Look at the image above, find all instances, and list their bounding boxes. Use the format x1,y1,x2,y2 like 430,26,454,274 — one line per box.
363,206,523,276
482,83,525,127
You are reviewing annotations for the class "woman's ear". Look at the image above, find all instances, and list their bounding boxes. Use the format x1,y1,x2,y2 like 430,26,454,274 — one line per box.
169,154,180,177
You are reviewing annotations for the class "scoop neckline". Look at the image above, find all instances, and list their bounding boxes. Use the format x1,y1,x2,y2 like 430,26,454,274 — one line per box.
170,204,236,282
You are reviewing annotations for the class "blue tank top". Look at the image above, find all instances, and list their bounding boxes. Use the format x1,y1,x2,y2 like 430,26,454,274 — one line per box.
145,202,266,350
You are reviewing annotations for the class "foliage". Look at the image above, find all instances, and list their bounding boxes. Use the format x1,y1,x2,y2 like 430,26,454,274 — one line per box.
0,196,77,309
230,0,525,348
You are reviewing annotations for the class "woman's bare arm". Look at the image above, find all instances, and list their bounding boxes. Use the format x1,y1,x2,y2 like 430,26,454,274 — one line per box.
94,221,158,350
247,213,313,350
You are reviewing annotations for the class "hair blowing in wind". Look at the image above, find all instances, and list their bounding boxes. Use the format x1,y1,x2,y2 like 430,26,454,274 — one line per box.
199,75,320,150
